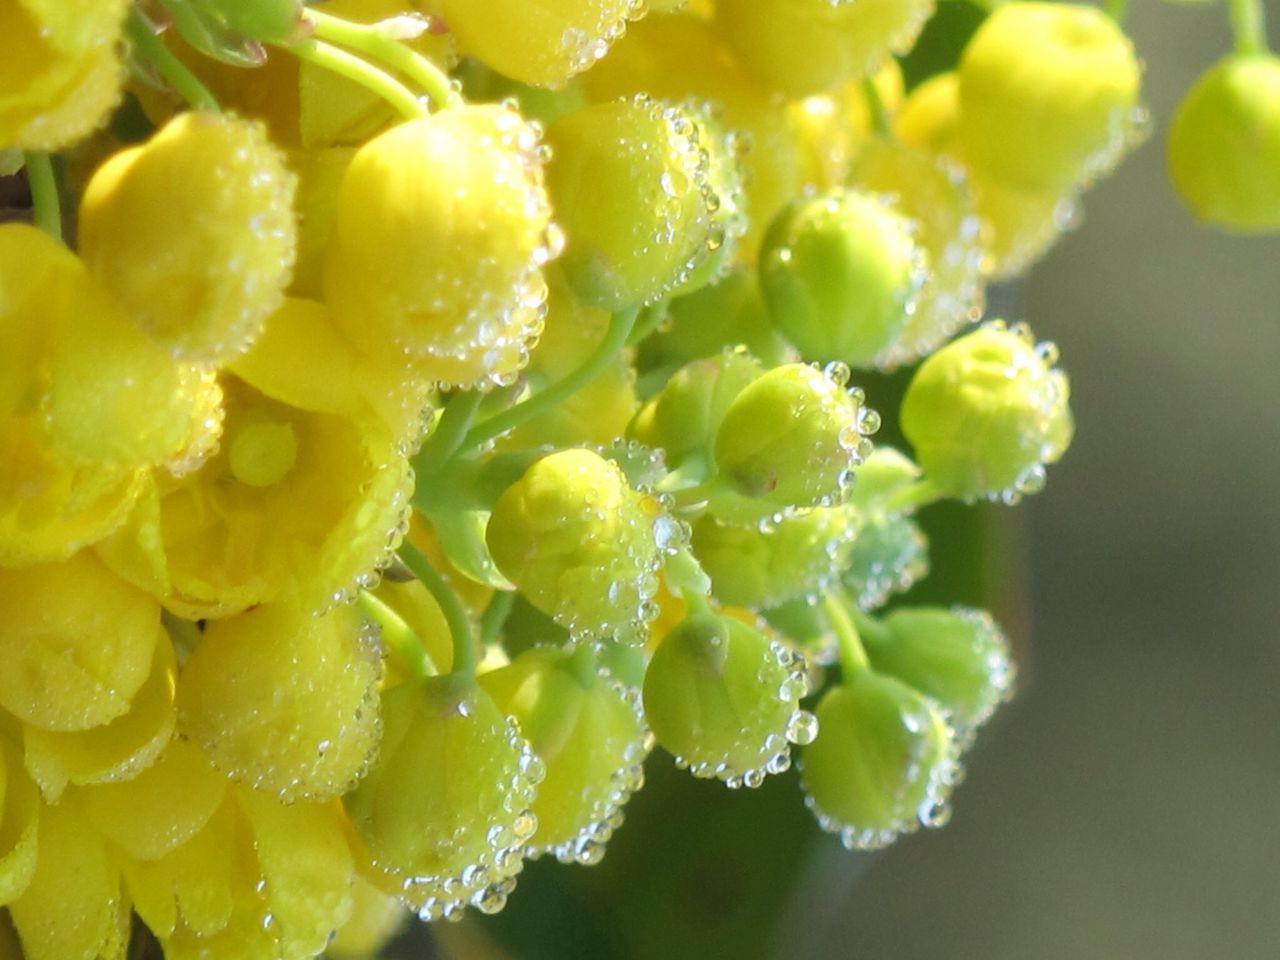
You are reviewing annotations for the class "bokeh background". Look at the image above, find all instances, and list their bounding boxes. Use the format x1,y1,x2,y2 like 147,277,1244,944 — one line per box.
385,4,1280,958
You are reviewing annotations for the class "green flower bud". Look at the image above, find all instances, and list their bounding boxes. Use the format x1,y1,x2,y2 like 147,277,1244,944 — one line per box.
486,449,667,643
480,645,651,864
958,2,1144,192
759,188,925,368
800,670,958,850
843,512,930,611
1167,54,1280,233
691,505,857,609
544,96,724,311
901,321,1072,502
864,606,1015,738
712,363,877,509
344,675,544,921
845,447,922,513
643,612,815,787
627,350,765,473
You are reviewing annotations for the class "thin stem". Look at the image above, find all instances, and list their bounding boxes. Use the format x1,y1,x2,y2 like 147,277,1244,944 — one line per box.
358,591,436,678
862,76,891,137
1228,0,1269,54
304,8,458,109
284,38,426,119
126,9,221,112
23,153,61,241
479,589,515,647
823,594,869,677
413,390,484,474
846,604,892,651
879,476,944,516
566,641,600,688
625,300,670,348
399,540,478,676
462,307,640,452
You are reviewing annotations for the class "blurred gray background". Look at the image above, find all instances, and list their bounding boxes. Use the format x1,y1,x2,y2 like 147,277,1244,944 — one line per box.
814,4,1280,957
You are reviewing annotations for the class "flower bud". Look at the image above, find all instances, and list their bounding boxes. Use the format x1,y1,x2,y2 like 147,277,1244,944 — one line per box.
900,321,1072,502
1168,54,1280,233
843,512,929,611
800,670,957,850
958,2,1143,192
187,0,303,43
713,363,875,509
643,612,814,786
760,188,925,368
487,449,665,643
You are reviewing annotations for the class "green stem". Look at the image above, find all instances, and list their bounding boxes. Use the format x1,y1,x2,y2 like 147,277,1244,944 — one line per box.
862,76,891,137
23,153,61,241
284,38,427,119
462,307,640,452
357,591,436,678
413,390,484,474
126,9,221,112
399,540,478,676
1102,0,1129,26
846,604,892,652
1228,0,1269,54
625,300,671,348
665,475,729,513
823,594,869,677
479,589,515,647
566,641,600,688
665,546,713,603
304,8,458,109
879,476,944,516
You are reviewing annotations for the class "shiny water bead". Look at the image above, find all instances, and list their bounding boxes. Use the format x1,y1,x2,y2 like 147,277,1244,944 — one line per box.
643,612,813,784
78,112,297,365
0,552,158,732
8,799,126,960
436,0,643,88
691,505,857,609
0,0,128,150
851,137,985,369
958,2,1142,193
713,0,933,97
97,374,413,620
177,595,381,802
480,646,651,863
544,95,721,310
800,670,957,850
487,449,664,644
0,725,40,905
712,363,872,510
324,104,553,390
863,606,1015,738
80,738,227,862
500,274,639,450
325,874,407,960
759,188,925,369
1168,54,1280,233
344,675,542,919
901,322,1073,502
23,634,176,801
627,350,765,471
579,12,804,257
893,71,1075,281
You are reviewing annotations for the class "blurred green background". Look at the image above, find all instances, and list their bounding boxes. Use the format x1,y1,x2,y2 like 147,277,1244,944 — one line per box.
383,4,1280,958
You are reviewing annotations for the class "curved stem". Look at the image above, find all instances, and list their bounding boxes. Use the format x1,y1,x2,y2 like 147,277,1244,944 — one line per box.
879,476,944,516
1228,0,1269,54
284,38,426,119
413,390,484,475
23,153,61,241
358,590,436,678
462,307,640,452
625,300,671,348
479,589,515,647
304,9,458,109
399,540,478,676
126,9,221,112
862,76,891,138
823,594,869,677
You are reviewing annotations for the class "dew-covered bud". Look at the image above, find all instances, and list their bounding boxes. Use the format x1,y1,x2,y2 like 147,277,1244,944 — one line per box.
344,674,543,920
712,363,875,510
644,612,814,787
759,188,925,368
863,606,1015,738
958,2,1143,193
0,0,128,150
844,512,930,611
437,0,642,88
487,449,664,644
480,645,651,864
800,670,957,850
544,95,723,311
0,723,39,905
1168,54,1280,233
78,112,297,365
691,506,857,610
177,595,382,802
900,321,1072,502
324,104,555,389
